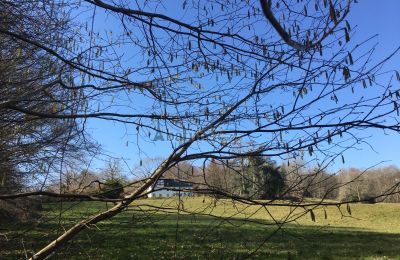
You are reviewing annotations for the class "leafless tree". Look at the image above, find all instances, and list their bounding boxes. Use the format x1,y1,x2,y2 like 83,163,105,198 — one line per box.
338,166,400,202
0,0,97,195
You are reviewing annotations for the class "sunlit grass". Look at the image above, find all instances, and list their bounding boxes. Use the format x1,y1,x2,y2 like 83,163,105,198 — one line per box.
1,197,400,259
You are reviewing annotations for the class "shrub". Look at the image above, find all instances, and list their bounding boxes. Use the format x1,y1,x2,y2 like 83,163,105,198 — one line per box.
100,179,124,199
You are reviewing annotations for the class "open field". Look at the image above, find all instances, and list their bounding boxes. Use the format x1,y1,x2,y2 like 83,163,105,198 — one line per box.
1,197,400,259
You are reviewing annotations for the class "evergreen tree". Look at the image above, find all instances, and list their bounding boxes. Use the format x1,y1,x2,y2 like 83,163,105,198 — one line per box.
240,156,285,199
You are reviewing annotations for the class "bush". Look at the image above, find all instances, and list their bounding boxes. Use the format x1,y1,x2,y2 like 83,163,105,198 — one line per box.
100,179,124,199
340,193,360,202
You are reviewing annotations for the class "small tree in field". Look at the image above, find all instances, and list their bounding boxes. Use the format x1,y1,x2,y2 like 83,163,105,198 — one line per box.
101,179,124,200
260,163,285,200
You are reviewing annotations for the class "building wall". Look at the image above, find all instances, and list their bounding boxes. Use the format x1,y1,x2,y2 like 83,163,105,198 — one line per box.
147,187,193,198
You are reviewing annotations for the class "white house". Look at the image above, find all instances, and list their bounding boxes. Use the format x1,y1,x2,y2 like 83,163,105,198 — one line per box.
147,178,193,198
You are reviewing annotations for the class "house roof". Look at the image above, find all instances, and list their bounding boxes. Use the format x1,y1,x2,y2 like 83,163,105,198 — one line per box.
156,178,193,188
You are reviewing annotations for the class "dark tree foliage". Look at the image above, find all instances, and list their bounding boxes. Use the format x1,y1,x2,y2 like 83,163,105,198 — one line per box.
100,179,124,199
260,164,285,200
241,156,285,199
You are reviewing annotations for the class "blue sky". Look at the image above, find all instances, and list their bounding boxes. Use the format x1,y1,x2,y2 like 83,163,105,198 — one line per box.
338,0,400,170
86,0,400,174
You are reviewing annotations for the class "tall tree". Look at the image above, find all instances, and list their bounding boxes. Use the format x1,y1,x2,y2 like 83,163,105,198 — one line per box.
0,0,93,194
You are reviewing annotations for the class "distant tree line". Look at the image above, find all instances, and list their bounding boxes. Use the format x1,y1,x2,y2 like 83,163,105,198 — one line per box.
200,158,400,203
46,159,127,200
203,157,284,200
6,153,399,205
337,166,400,203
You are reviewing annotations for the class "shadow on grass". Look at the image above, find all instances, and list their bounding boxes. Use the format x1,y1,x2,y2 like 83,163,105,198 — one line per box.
1,206,400,259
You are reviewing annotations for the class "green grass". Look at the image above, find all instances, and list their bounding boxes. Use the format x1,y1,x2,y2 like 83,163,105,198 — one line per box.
1,197,400,259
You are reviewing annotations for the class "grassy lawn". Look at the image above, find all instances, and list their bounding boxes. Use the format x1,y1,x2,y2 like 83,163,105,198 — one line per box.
1,197,400,259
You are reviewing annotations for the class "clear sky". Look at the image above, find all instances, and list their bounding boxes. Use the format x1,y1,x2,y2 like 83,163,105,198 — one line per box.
336,0,400,170
86,0,400,174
